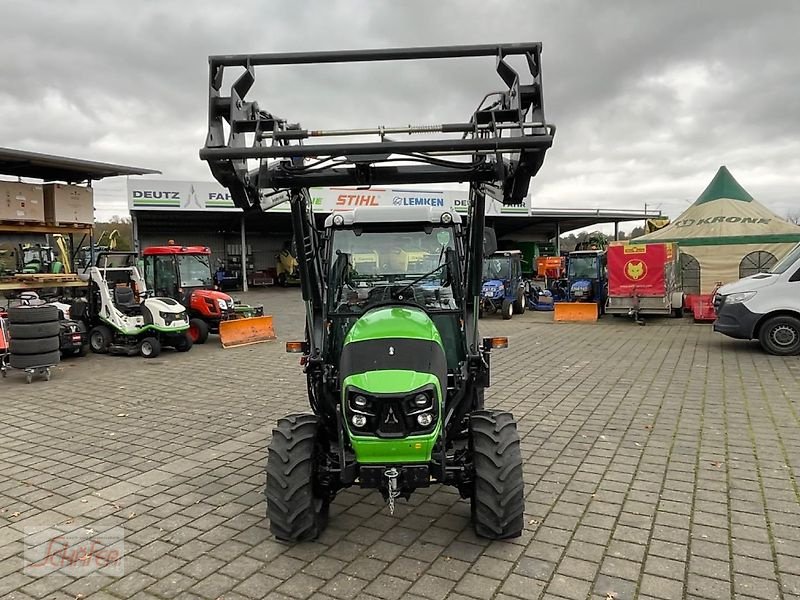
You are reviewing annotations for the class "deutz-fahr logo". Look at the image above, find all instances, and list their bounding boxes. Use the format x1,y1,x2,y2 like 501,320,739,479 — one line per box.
624,259,647,281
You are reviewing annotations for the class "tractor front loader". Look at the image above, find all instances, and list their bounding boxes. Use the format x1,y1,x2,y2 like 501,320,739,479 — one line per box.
200,43,555,541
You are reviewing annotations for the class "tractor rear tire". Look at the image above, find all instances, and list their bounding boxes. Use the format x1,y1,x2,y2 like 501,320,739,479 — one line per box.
9,350,60,369
10,337,60,355
266,414,329,542
8,321,60,339
7,305,59,324
469,410,525,539
189,318,209,344
501,299,513,320
89,325,113,354
139,336,161,358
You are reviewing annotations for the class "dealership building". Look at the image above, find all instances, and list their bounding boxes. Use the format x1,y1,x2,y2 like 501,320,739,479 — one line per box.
128,178,657,290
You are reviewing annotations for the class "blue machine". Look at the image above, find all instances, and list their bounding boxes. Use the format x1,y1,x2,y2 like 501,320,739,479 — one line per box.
565,250,608,313
480,250,526,319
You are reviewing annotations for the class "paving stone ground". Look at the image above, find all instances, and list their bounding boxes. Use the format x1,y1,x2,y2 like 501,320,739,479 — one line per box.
1,287,799,600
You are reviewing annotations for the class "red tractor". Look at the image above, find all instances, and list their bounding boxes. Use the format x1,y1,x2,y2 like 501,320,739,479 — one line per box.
141,244,268,345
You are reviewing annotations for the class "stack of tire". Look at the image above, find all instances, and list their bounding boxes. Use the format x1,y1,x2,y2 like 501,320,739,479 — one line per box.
7,305,61,371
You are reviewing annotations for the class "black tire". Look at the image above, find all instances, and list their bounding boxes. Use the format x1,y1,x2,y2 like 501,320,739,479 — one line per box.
139,336,161,358
7,305,59,324
173,332,193,352
513,291,526,315
672,307,684,318
8,321,60,339
10,337,60,355
266,414,330,542
277,273,288,287
469,410,525,539
758,315,800,356
9,350,60,369
501,299,513,320
89,325,112,354
188,318,209,344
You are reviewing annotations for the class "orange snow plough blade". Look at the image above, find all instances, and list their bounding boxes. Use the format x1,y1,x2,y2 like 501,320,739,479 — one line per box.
219,315,276,348
553,302,598,322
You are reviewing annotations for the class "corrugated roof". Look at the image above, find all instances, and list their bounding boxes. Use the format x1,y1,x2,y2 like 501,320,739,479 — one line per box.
0,147,159,182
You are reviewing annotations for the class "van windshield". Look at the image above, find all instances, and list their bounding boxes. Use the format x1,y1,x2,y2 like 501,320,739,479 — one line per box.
770,244,800,274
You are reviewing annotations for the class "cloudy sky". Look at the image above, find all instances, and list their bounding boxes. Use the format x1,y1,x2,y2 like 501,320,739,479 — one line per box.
2,0,799,226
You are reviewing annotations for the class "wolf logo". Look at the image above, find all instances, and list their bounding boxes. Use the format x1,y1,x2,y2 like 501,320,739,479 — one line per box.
625,260,647,281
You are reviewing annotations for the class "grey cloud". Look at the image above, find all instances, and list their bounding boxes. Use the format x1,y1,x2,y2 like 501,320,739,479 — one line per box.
2,0,799,221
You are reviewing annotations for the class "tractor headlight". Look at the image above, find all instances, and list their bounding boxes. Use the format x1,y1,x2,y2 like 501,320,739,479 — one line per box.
416,413,433,427
440,212,453,224
217,298,227,310
354,395,368,408
413,393,430,408
351,414,367,428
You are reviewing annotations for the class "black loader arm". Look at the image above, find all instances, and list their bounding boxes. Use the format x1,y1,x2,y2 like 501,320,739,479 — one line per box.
199,43,555,210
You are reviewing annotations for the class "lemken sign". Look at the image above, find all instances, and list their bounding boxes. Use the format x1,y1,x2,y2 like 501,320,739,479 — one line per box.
128,180,529,216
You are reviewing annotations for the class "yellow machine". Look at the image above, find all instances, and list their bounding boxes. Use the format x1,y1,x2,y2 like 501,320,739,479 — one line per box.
553,302,598,322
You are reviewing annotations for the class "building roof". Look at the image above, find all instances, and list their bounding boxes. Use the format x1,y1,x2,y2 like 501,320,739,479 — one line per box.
0,147,159,183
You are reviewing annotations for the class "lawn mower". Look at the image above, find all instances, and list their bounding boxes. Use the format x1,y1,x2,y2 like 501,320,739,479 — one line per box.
200,43,554,540
84,252,192,358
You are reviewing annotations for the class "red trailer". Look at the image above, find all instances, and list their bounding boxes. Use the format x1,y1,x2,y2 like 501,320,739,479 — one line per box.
605,242,684,323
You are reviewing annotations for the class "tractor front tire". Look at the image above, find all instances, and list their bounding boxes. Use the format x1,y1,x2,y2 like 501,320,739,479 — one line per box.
513,292,526,315
189,318,209,344
266,414,329,542
469,410,525,539
501,299,513,320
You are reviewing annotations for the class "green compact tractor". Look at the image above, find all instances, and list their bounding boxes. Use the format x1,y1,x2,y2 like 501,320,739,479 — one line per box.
200,43,554,540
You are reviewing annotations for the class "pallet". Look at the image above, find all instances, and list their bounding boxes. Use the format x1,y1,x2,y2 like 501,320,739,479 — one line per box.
0,221,93,234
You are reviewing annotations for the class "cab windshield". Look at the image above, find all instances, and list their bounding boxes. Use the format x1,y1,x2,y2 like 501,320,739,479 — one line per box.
177,254,213,287
770,243,800,275
568,255,598,279
483,257,511,281
327,226,457,314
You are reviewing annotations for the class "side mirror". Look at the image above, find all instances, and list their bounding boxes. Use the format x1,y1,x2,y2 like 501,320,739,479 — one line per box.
483,228,498,258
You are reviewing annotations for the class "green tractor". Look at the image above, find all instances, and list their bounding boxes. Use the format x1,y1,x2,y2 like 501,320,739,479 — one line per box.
200,43,554,540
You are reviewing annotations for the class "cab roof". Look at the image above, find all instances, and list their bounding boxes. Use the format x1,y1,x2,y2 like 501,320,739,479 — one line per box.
324,206,461,228
142,245,211,256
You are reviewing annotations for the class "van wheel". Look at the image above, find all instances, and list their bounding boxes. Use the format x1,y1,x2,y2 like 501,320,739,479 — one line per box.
759,316,800,356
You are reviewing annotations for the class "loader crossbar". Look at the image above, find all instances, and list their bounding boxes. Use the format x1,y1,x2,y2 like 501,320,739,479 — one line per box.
200,42,554,211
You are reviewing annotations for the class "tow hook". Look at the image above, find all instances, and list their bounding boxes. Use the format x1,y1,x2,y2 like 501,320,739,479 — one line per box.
384,467,400,515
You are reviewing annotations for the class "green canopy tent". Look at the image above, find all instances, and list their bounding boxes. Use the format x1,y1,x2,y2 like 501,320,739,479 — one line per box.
635,166,800,294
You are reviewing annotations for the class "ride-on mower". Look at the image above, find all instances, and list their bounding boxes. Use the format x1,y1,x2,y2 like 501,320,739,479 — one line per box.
480,250,526,319
200,43,554,540
84,253,192,358
141,244,274,347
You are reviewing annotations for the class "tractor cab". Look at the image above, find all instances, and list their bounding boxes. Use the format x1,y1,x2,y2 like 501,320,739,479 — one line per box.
567,250,608,304
324,207,465,373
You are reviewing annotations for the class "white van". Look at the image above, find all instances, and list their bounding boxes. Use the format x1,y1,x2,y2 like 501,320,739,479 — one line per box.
713,242,800,355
